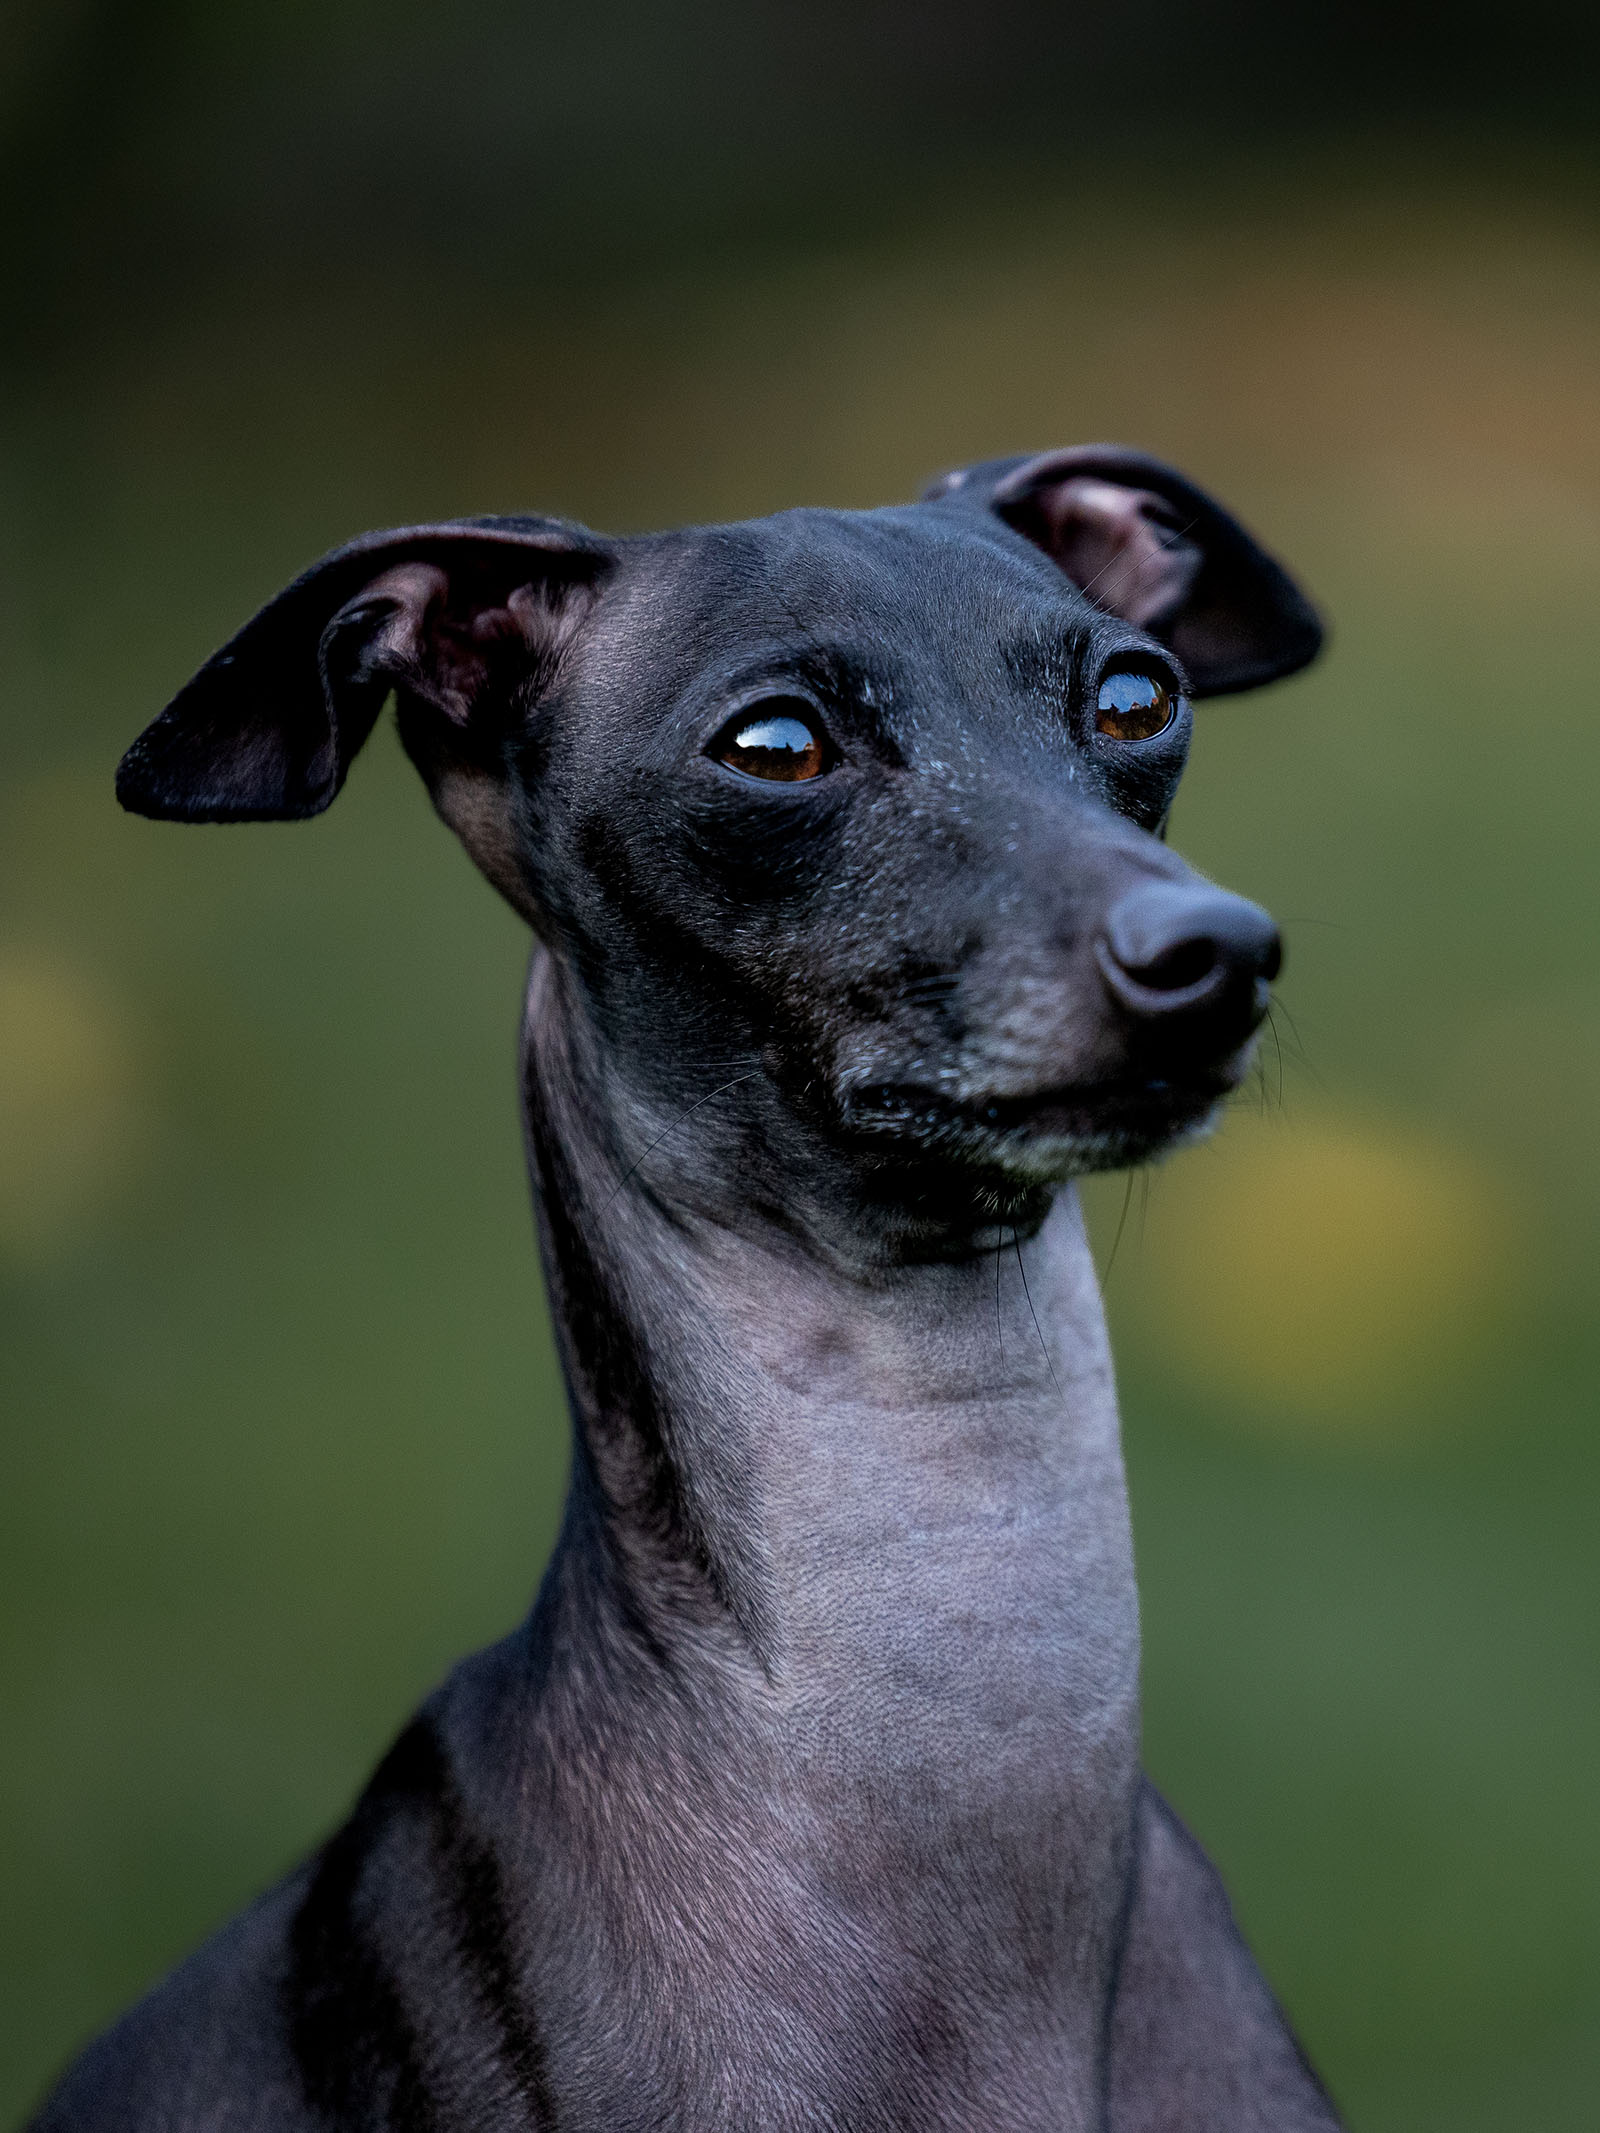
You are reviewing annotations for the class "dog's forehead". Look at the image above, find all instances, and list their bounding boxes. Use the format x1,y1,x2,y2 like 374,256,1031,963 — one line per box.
603,503,1090,684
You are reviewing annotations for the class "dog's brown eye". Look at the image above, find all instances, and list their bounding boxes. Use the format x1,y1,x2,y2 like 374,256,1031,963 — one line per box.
715,706,829,782
1096,672,1176,742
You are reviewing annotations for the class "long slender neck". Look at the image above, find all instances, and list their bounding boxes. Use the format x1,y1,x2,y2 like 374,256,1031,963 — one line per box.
509,949,1143,2127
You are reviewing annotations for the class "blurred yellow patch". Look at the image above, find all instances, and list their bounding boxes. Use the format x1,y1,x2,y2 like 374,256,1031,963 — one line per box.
0,946,144,1264
1440,992,1600,1294
1130,1115,1521,1427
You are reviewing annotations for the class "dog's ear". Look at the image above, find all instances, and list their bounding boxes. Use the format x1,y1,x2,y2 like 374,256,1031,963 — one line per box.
923,446,1322,696
117,518,614,825
116,516,615,919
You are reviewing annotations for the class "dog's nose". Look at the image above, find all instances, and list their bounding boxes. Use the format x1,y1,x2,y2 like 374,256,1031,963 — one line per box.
1096,881,1281,1026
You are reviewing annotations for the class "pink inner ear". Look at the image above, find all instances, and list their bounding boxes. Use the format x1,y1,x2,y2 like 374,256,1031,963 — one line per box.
330,564,571,731
1028,478,1201,631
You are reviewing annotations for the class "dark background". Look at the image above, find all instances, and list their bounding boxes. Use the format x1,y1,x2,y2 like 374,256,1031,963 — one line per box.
5,4,1600,2125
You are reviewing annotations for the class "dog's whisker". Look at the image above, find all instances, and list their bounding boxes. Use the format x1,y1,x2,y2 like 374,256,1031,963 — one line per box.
1267,996,1321,1080
1266,1003,1287,1108
1015,1231,1061,1398
605,1070,763,1210
1103,1171,1138,1286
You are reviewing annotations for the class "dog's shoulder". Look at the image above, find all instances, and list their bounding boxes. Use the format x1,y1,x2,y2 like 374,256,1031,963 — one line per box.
1107,1778,1344,2132
23,1872,315,2133
22,1640,541,2133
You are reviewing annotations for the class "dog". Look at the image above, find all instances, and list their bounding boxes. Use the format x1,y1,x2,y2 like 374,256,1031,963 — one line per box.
29,446,1339,2132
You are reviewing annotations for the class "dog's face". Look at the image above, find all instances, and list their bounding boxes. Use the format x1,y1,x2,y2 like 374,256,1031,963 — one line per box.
119,449,1320,1244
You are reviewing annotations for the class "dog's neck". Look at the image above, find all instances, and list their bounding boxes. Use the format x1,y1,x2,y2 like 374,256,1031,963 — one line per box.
510,948,1142,2120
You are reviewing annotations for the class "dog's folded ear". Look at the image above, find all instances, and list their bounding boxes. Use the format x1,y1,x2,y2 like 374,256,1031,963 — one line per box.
922,447,1322,696
116,517,615,824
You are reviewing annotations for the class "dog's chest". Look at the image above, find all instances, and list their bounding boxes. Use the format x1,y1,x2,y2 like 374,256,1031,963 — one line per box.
523,1741,1136,2133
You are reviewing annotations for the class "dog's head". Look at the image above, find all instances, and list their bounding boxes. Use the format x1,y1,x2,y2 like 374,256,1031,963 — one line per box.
120,447,1320,1251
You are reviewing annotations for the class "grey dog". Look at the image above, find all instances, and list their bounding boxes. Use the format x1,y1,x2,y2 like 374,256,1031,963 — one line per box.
30,445,1340,2132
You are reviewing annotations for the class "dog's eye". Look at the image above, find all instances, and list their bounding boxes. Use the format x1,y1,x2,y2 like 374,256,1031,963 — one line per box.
713,703,830,782
1096,672,1177,742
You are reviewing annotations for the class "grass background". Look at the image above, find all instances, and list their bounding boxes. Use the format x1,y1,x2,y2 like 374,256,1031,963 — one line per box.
4,9,1600,2122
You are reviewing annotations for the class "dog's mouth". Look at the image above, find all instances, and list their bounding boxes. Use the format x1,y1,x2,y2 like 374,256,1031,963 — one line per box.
840,1060,1246,1174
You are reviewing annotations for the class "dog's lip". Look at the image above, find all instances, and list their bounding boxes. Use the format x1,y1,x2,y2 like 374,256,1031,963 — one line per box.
843,1068,1238,1138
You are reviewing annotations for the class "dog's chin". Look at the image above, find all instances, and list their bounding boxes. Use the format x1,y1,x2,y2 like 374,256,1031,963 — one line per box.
994,1080,1233,1176
843,1060,1246,1181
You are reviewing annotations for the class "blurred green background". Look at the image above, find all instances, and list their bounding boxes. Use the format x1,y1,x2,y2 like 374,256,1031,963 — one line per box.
4,5,1600,2127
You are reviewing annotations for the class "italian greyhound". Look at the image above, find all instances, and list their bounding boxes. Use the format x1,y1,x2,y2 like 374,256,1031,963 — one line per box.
30,446,1340,2132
